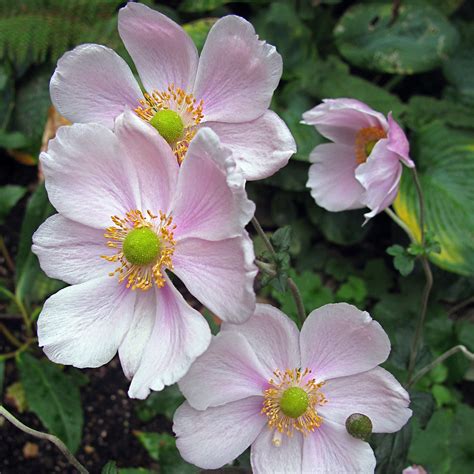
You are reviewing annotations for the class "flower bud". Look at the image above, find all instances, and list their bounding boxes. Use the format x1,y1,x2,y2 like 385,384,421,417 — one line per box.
345,413,372,441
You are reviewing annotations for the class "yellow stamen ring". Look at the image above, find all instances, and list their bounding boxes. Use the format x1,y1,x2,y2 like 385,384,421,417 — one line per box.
101,209,176,291
135,84,204,164
354,126,387,165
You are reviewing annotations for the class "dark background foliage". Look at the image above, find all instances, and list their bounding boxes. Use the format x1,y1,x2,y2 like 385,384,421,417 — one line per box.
0,0,473,473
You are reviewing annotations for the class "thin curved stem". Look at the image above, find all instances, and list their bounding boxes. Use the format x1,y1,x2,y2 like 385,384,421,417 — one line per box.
251,216,277,258
0,322,23,347
409,345,474,387
384,208,416,243
0,405,89,473
287,278,306,323
14,293,32,338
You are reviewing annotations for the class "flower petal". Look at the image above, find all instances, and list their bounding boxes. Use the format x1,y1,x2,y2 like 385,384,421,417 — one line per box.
319,367,412,433
32,214,110,285
174,397,265,470
50,44,142,128
179,331,269,410
302,98,387,146
171,127,255,241
38,276,136,368
115,110,179,213
118,3,198,92
302,420,376,473
387,113,414,168
250,428,303,474
40,123,137,229
355,139,402,219
222,304,300,375
172,234,256,324
206,110,296,181
193,15,282,123
127,280,211,399
300,303,390,380
307,143,366,212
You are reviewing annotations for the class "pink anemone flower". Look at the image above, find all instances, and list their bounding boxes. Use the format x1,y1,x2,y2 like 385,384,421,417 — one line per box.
32,111,257,399
302,98,415,220
174,303,411,472
50,2,296,180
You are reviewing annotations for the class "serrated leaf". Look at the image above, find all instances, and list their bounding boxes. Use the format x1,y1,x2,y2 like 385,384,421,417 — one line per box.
334,3,459,74
18,353,83,453
0,185,27,224
394,122,474,276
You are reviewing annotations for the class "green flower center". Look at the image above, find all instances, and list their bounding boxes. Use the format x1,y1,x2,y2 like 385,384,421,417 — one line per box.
122,227,161,266
149,109,184,144
364,140,378,157
279,387,309,419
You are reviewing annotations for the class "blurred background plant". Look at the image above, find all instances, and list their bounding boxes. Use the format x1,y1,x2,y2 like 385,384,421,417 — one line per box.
0,0,473,473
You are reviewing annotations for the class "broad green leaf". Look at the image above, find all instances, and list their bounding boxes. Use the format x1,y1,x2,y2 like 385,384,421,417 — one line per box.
336,276,368,305
427,0,464,15
135,384,184,422
334,3,459,74
0,185,27,224
18,353,83,453
394,122,474,275
373,422,412,474
409,390,435,429
15,183,64,304
102,461,118,474
0,131,31,149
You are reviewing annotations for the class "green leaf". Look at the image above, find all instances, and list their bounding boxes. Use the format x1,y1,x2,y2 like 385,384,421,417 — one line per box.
0,360,4,397
336,276,368,305
183,18,216,52
0,131,31,149
431,384,455,408
374,422,412,474
387,245,415,276
0,185,27,225
18,353,83,453
180,0,233,12
15,183,64,304
102,461,118,474
409,390,435,429
334,3,459,74
135,384,184,422
394,122,474,275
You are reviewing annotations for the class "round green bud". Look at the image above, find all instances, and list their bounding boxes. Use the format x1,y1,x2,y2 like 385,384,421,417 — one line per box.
365,140,378,157
149,109,184,144
345,413,373,441
123,227,160,266
279,387,309,419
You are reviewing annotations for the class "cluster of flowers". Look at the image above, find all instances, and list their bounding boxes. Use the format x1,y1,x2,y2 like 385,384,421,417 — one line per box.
33,3,414,472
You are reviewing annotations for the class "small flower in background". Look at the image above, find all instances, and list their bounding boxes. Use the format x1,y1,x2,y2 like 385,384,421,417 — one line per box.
50,2,296,180
173,303,411,472
403,466,428,474
302,98,414,220
32,111,257,399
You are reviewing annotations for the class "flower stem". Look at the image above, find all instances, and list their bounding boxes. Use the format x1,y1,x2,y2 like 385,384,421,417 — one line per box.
0,236,15,272
0,405,89,474
0,322,23,347
407,168,434,384
409,345,474,387
14,292,32,338
384,208,416,243
251,217,306,323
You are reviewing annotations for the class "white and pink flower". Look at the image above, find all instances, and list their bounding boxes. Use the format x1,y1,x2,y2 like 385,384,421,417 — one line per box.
32,111,257,399
174,303,411,472
50,2,295,180
303,98,414,220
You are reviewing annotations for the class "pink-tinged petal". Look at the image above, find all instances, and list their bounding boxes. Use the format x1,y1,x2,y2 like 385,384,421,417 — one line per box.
222,304,300,375
38,276,136,368
118,289,155,380
302,420,376,473
118,3,198,92
307,143,366,212
355,139,402,219
172,234,256,324
50,44,142,128
206,110,296,181
319,367,412,433
179,332,269,410
115,111,179,213
127,280,211,399
171,128,255,241
32,214,110,285
193,15,282,123
300,303,390,380
174,397,266,470
40,123,137,229
251,428,303,474
387,113,414,168
302,98,387,146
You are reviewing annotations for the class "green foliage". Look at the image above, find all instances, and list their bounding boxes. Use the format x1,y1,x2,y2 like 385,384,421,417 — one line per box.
182,18,216,52
0,185,27,224
135,384,184,422
387,245,415,276
335,2,459,74
17,352,84,452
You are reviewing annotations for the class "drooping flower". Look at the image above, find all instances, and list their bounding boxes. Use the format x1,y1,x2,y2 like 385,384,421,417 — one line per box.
173,303,411,472
32,111,257,399
50,2,296,180
302,98,414,220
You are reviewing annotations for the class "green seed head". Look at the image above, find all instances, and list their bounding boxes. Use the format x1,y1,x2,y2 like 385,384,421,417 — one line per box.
122,227,160,266
279,387,309,419
149,109,184,144
365,139,378,157
345,413,373,441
